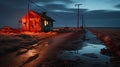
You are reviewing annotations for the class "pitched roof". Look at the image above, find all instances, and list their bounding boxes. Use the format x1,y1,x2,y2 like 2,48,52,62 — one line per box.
30,10,55,21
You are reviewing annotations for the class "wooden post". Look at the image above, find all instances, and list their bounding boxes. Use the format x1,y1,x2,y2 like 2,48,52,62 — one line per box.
28,0,30,31
75,4,82,29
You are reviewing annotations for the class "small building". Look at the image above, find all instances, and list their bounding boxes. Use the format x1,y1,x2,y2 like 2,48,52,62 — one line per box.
20,10,55,32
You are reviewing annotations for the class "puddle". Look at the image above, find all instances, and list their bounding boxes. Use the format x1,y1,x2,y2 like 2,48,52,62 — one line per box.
56,30,112,67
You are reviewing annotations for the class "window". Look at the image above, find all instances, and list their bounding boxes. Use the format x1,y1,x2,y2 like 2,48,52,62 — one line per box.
44,20,48,26
24,22,26,26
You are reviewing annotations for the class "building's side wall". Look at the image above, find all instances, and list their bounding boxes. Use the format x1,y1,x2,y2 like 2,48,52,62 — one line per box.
41,19,45,32
41,19,54,32
48,21,53,31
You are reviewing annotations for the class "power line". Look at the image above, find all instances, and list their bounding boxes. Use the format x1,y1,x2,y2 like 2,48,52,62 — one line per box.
29,0,67,20
29,1,45,12
29,0,78,27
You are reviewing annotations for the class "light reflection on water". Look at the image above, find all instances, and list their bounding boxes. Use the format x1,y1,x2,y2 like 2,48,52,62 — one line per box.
57,30,112,67
25,49,38,57
79,43,110,63
79,43,105,54
57,41,112,67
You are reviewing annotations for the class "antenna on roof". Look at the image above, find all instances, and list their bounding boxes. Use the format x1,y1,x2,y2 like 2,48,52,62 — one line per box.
28,0,30,31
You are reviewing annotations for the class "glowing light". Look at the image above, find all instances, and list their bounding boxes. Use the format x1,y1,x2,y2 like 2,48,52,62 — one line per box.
51,10,74,13
66,0,120,11
44,20,48,26
26,49,38,57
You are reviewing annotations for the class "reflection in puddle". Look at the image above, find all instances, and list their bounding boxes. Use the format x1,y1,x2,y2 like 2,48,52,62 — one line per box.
26,49,38,57
82,53,98,58
20,49,39,66
57,41,112,67
56,31,113,67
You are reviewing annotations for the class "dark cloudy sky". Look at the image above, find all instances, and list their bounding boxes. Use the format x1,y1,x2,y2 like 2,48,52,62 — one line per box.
0,0,120,28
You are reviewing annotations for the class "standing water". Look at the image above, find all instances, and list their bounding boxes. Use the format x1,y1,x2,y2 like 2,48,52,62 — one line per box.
57,30,112,67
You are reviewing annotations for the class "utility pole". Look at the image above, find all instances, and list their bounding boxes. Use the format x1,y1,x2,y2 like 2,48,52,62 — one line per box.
81,14,84,28
75,4,82,29
28,0,30,31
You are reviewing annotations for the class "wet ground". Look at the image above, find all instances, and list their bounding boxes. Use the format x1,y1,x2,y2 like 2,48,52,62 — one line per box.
56,31,112,67
0,30,118,67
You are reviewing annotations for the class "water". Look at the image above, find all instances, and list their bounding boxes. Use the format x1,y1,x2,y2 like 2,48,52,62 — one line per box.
57,30,112,67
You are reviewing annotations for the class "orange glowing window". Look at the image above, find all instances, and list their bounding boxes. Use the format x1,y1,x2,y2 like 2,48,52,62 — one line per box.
44,20,48,26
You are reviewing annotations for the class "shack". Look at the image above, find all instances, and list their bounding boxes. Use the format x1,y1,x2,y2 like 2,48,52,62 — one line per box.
20,10,55,32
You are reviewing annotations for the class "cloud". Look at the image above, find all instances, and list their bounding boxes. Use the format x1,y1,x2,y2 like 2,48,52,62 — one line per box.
31,0,73,7
34,0,73,3
115,4,120,8
33,2,88,13
43,8,88,27
82,10,120,27
41,4,66,10
0,0,27,9
85,10,120,19
0,0,120,27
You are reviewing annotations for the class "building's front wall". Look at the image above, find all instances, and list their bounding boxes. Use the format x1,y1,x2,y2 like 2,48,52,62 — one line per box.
29,18,41,32
21,11,42,32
